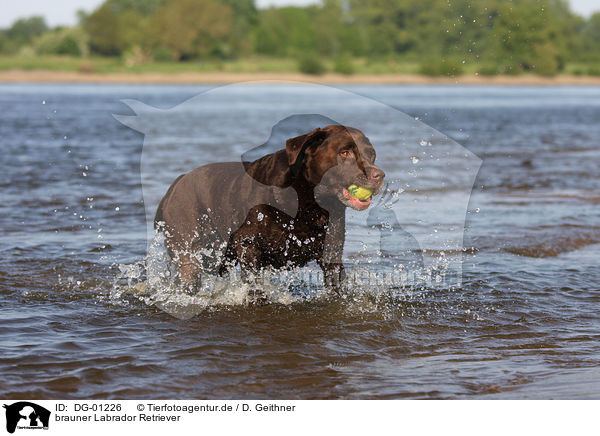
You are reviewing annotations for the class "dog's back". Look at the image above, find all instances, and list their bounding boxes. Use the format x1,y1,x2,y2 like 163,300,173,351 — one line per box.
154,156,299,275
154,173,184,230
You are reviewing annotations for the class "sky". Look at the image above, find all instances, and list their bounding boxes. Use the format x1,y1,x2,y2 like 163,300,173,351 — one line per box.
0,0,598,28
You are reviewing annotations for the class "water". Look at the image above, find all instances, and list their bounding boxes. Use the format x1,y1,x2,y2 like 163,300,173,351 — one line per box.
1,83,599,399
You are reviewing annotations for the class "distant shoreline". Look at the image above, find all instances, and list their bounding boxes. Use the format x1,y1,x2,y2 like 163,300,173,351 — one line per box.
1,69,600,85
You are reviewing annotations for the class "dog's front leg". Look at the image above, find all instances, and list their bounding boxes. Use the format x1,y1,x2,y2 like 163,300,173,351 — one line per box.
176,255,201,294
319,212,346,295
320,262,346,295
229,231,268,306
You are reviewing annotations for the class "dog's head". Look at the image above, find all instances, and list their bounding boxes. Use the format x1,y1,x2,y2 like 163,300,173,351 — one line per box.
286,125,385,211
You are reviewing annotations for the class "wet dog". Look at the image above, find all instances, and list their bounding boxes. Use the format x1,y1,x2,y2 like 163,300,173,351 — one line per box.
155,125,384,300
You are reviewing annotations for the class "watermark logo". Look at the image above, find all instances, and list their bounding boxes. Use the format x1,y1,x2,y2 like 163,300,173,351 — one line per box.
113,82,481,316
3,402,50,434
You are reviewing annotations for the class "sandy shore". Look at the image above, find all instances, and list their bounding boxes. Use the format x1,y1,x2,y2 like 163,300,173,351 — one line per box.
1,69,600,85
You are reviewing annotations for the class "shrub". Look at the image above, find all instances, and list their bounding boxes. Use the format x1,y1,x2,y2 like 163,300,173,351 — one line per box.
587,66,600,76
56,35,81,56
35,27,86,57
333,53,354,75
152,47,175,62
298,55,326,75
477,64,498,76
498,63,522,75
419,60,463,77
531,43,559,77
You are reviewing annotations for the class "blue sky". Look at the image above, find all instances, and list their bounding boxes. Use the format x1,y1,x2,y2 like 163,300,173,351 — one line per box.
0,0,598,28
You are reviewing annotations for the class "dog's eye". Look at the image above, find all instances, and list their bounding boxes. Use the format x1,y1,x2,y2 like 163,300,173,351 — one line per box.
339,150,353,159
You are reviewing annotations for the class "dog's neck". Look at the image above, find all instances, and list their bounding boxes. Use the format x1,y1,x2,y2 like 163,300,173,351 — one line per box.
292,171,346,227
244,149,294,188
245,149,346,222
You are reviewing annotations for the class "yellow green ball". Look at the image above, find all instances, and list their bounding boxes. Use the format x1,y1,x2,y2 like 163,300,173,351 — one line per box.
347,184,373,201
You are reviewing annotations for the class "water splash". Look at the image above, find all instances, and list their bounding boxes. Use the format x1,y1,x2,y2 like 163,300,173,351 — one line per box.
109,229,458,319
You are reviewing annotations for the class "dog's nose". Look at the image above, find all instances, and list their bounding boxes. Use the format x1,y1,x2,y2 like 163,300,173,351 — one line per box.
369,167,385,182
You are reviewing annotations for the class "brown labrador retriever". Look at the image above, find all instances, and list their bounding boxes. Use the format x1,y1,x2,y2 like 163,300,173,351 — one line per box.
154,125,385,299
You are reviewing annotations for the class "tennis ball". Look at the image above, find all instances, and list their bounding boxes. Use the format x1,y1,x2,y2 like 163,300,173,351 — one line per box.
347,184,373,201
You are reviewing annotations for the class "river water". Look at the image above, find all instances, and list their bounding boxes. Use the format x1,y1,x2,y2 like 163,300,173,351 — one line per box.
1,83,599,399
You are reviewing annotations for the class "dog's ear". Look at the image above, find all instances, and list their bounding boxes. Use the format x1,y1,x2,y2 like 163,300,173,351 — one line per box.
286,128,328,168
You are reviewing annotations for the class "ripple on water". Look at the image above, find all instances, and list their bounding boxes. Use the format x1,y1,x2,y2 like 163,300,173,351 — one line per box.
2,85,600,398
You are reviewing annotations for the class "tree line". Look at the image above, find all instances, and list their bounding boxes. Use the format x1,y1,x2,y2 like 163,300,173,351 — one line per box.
1,0,599,76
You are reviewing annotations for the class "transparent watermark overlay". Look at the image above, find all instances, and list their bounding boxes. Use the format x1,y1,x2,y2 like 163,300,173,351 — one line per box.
114,81,481,315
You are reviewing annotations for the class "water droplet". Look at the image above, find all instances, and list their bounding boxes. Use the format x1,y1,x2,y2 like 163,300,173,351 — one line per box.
410,156,419,164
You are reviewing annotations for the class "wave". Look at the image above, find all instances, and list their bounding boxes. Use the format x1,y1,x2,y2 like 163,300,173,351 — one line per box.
505,233,599,258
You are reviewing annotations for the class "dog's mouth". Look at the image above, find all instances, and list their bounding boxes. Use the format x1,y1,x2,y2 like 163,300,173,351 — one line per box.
341,185,372,210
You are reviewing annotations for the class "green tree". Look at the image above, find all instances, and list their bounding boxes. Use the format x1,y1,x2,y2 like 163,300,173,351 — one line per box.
119,9,153,52
313,0,344,56
104,0,164,15
253,8,286,56
83,3,126,55
35,27,88,57
344,0,455,58
581,12,600,60
474,0,566,73
253,6,317,56
6,16,48,45
152,0,232,60
221,0,258,57
0,16,48,53
0,31,7,54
